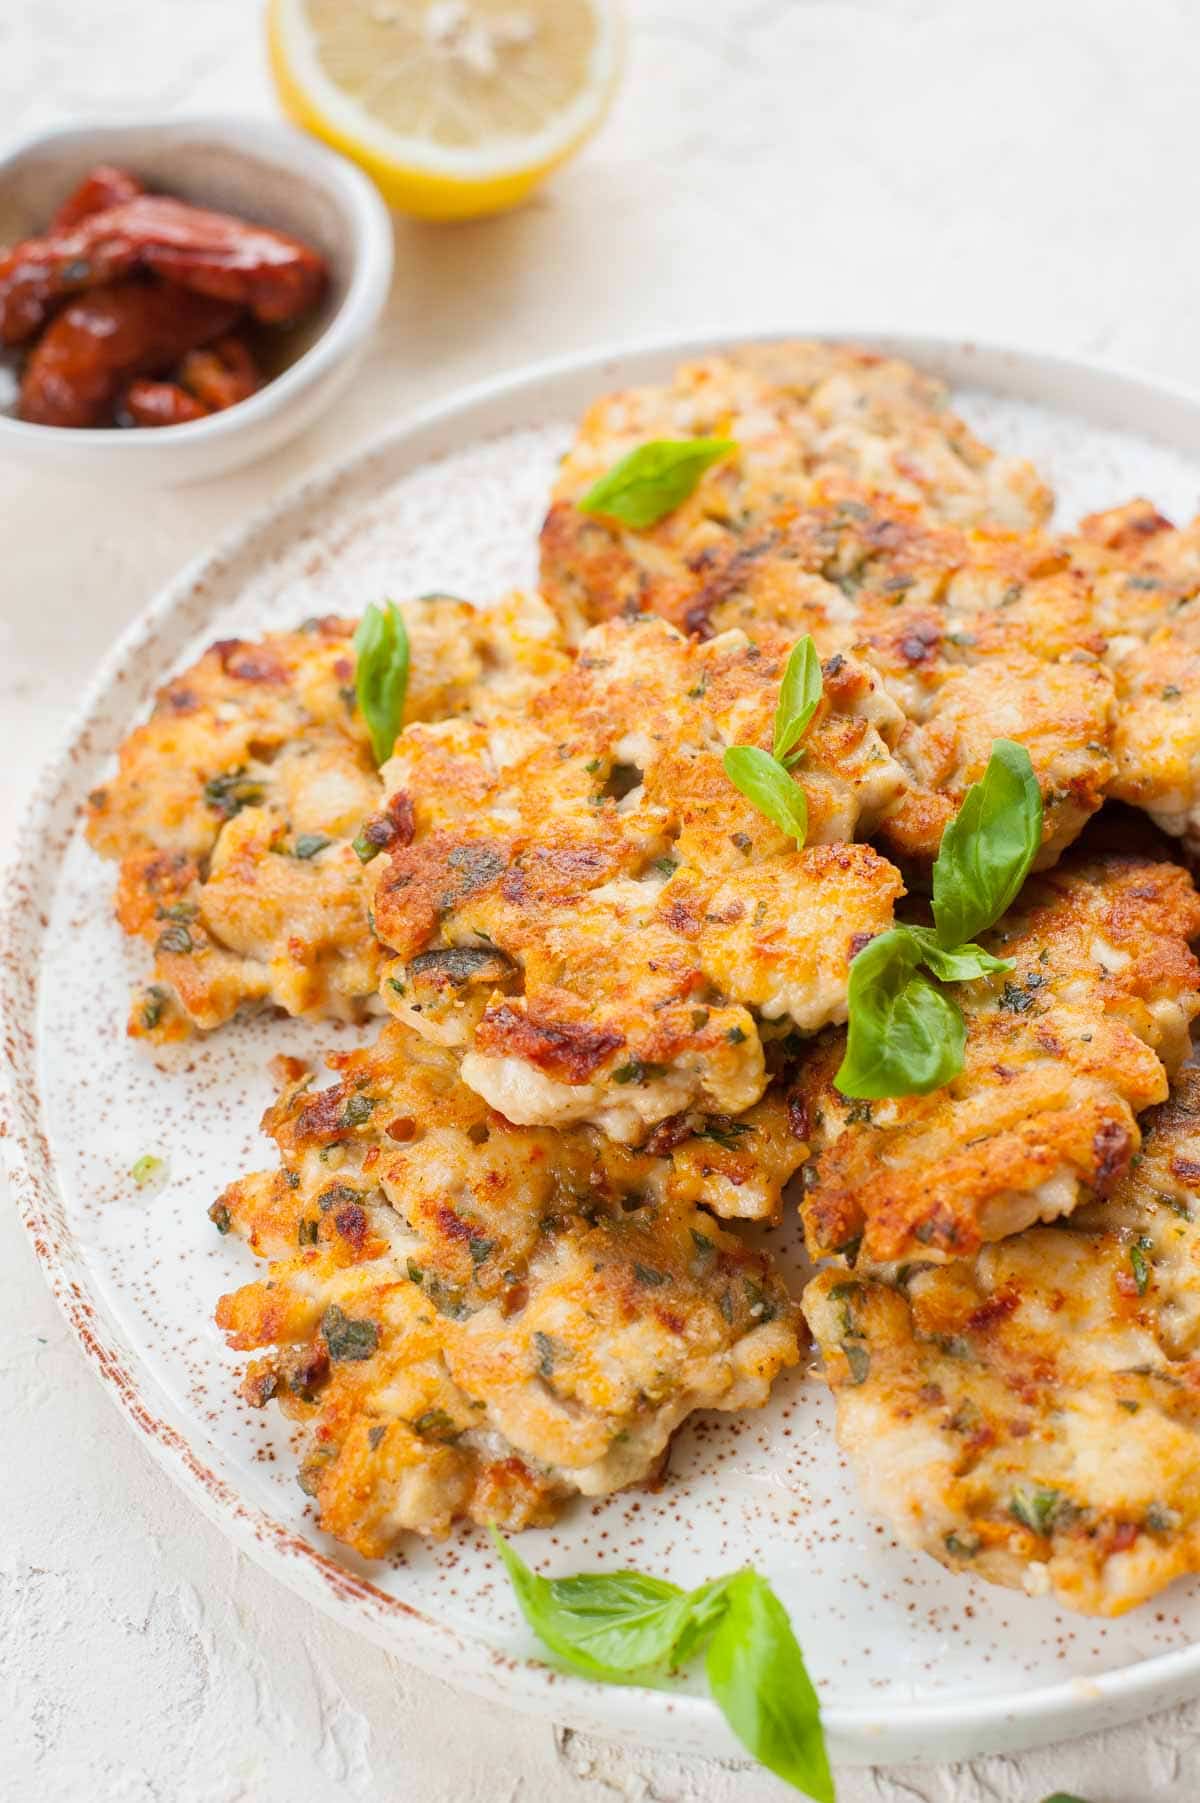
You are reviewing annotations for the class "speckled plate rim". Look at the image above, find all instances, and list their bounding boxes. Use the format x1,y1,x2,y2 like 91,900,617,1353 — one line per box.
8,329,1200,1770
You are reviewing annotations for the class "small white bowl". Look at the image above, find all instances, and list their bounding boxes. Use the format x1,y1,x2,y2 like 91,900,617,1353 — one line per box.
0,116,394,483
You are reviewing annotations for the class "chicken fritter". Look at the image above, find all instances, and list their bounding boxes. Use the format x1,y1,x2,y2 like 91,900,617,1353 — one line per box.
369,614,907,1143
1068,500,1200,851
804,1067,1200,1617
798,852,1200,1266
634,484,1115,864
540,341,1053,637
212,1024,804,1553
86,593,567,1040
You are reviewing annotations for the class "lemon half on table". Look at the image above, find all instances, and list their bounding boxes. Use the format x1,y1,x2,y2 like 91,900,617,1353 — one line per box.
267,0,624,220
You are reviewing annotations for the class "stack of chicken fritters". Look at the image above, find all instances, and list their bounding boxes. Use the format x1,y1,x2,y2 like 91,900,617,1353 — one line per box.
87,341,1200,1614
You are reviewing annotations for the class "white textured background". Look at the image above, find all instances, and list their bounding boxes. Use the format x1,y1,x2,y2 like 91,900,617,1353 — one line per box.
5,2,1200,1798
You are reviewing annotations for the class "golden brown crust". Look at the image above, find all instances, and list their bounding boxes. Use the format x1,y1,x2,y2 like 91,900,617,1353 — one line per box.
371,614,907,1142
213,1023,804,1553
86,594,569,1040
1067,503,1200,849
599,484,1114,866
804,1069,1200,1617
539,341,1053,635
799,853,1200,1264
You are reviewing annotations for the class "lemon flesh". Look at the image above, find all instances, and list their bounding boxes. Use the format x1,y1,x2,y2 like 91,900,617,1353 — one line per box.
267,0,623,220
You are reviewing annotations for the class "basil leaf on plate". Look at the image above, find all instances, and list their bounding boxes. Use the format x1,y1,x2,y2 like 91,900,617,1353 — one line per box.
931,738,1042,948
906,927,1013,984
492,1534,834,1799
578,438,737,529
774,635,823,766
354,600,410,766
491,1531,695,1679
705,1570,834,1803
835,928,966,1099
722,745,808,845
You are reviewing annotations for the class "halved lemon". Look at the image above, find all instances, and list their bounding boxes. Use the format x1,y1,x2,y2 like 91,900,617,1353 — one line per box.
267,0,625,220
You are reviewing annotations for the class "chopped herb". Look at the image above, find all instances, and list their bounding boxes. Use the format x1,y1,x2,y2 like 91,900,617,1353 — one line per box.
1130,1235,1153,1294
154,923,193,956
298,1218,320,1246
1144,1502,1179,1533
294,833,332,859
743,1279,777,1322
339,1094,377,1129
407,1259,424,1284
139,985,169,1030
840,1341,870,1385
131,1154,166,1188
155,900,197,922
612,1060,668,1085
726,1025,747,1045
411,1408,460,1441
943,1531,980,1559
1162,685,1182,700
1010,1484,1069,1536
318,1183,361,1213
203,768,265,819
322,1304,379,1362
652,856,679,878
208,1200,231,1232
367,1424,387,1450
469,1234,495,1266
533,1330,559,1377
696,1118,753,1150
633,1263,669,1287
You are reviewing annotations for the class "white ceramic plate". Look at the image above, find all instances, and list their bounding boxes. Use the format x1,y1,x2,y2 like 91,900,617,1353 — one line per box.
8,333,1200,1772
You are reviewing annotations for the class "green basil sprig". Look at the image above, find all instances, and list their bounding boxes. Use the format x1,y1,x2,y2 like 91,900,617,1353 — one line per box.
354,601,410,766
835,739,1042,1100
578,438,737,529
492,1531,833,1801
722,636,823,846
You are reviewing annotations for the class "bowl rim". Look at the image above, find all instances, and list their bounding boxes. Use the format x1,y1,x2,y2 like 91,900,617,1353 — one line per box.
0,113,394,451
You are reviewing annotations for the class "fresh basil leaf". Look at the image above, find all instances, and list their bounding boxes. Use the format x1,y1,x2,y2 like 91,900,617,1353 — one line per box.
907,927,1013,984
354,600,410,766
722,746,807,845
669,1575,736,1666
579,438,737,530
491,1530,694,1679
931,739,1042,948
835,928,966,1099
705,1571,834,1803
493,1537,832,1799
774,636,823,766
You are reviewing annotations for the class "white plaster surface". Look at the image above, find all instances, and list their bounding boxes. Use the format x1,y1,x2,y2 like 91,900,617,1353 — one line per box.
5,2,1200,1798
